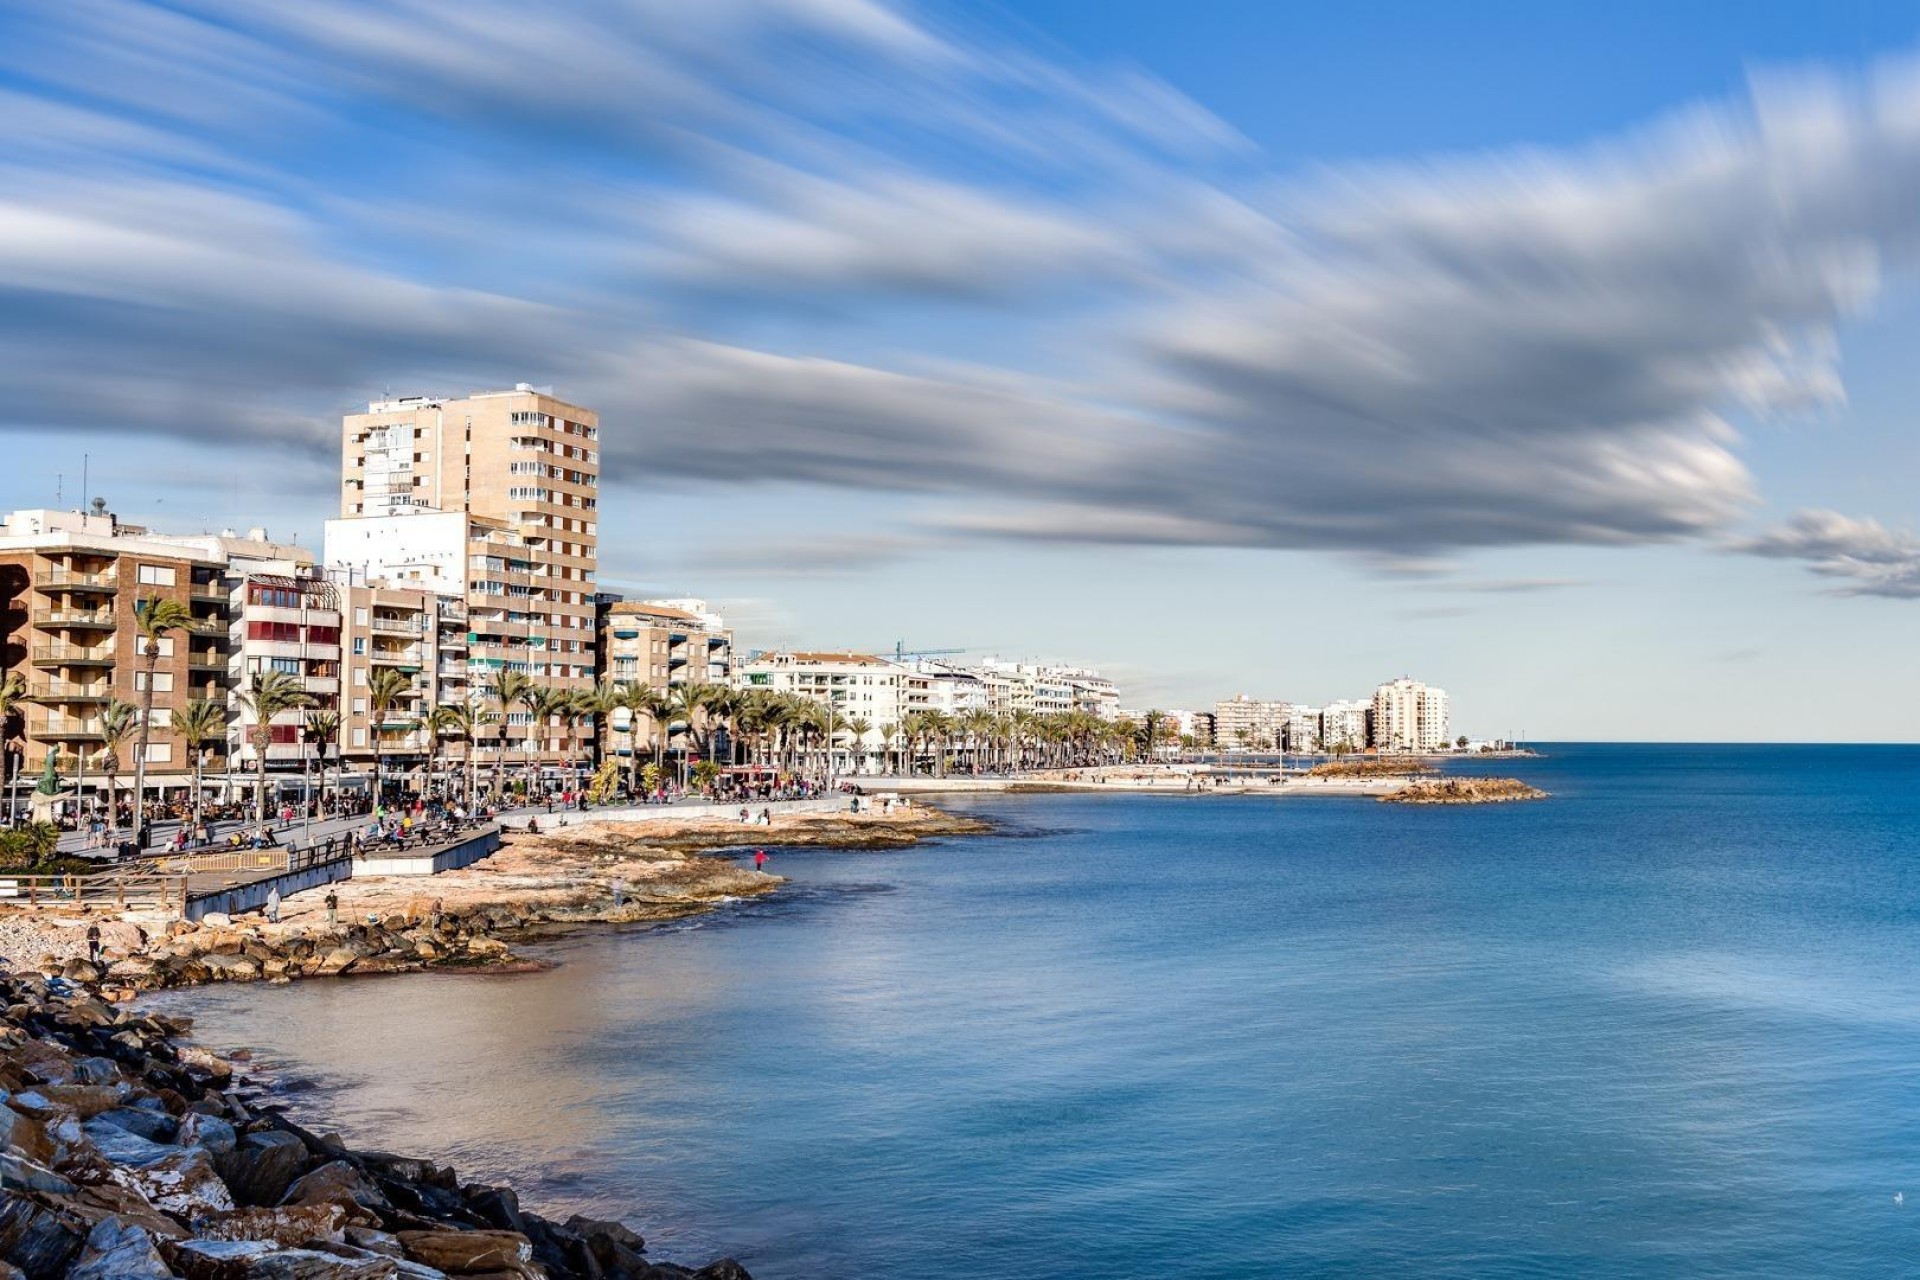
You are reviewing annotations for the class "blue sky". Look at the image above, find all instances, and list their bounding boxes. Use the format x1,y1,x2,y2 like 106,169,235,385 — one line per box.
3,0,1919,739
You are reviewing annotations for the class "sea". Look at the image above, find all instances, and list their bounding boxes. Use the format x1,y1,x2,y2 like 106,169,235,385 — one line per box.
167,744,1920,1278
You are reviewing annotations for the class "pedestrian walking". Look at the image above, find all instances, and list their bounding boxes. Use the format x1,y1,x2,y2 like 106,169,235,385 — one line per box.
324,889,338,926
85,923,101,965
265,886,281,924
753,849,768,871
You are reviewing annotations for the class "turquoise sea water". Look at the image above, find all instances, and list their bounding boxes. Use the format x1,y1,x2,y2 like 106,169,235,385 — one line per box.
173,745,1920,1278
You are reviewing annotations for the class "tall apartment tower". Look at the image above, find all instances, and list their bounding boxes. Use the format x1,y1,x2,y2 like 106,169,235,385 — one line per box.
335,385,601,773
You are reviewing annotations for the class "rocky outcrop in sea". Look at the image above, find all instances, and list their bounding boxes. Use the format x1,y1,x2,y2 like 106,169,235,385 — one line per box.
0,969,752,1279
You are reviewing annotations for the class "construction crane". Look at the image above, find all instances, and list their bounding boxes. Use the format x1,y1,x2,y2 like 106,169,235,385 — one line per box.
889,641,967,664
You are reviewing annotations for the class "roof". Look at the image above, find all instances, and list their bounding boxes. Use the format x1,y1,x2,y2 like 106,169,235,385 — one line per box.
766,651,888,666
606,601,702,623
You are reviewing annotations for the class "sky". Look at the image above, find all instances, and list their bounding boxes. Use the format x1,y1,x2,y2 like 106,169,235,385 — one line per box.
2,0,1919,740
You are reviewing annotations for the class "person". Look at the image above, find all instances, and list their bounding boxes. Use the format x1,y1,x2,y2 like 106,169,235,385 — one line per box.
265,887,281,924
525,816,540,835
759,808,771,826
324,889,338,926
611,877,625,911
85,923,101,965
753,849,768,871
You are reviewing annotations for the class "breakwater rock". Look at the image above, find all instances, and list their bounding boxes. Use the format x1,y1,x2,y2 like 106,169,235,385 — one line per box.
1381,777,1549,805
0,970,751,1279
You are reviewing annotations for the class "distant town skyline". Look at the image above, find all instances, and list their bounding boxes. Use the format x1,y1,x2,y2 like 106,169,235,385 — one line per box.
3,1,1918,740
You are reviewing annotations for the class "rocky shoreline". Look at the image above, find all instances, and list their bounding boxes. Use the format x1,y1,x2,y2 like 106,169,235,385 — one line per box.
0,966,751,1279
1380,777,1549,805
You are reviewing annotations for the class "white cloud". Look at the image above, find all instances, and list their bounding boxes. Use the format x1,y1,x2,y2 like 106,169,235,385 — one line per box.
1735,509,1920,598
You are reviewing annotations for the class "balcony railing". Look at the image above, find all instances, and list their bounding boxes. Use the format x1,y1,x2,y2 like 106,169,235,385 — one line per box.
32,568,117,592
29,717,105,741
32,607,116,629
370,617,423,635
24,682,112,703
30,643,114,665
190,581,228,601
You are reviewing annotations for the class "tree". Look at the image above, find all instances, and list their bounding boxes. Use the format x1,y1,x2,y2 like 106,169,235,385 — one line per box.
876,720,898,775
843,716,873,774
234,671,313,822
519,685,572,796
482,670,533,799
130,595,193,840
1456,735,1469,750
95,699,140,837
432,700,487,809
174,698,228,827
366,667,415,807
616,683,667,795
425,704,465,801
303,710,340,815
0,671,25,822
1142,709,1164,762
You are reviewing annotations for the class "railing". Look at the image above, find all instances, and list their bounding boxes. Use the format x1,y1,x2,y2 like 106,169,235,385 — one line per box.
30,643,113,664
33,569,117,591
370,617,423,635
29,718,104,740
190,582,228,601
0,874,189,912
23,682,111,702
32,608,116,628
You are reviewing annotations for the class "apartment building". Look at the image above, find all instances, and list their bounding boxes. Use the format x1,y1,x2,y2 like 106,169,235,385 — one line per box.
0,506,314,808
228,574,341,781
332,384,601,773
1212,694,1289,750
1282,705,1323,753
1320,699,1370,753
1371,677,1450,752
597,598,735,765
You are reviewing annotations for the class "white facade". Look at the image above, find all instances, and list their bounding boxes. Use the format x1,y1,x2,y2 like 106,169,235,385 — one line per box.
1283,705,1322,753
322,511,469,597
1213,695,1288,750
1321,699,1370,752
1371,677,1450,751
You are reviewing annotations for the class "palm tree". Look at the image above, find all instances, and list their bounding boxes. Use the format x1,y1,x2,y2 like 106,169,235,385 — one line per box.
483,669,533,800
130,595,193,840
1142,709,1164,762
616,682,667,795
234,670,313,822
843,716,873,775
425,703,465,801
366,666,415,808
0,671,25,822
876,720,898,776
303,709,340,815
961,709,996,774
174,698,228,827
433,700,486,809
95,699,140,837
520,684,572,797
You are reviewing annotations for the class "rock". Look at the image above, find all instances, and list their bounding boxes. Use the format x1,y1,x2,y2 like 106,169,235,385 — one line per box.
108,956,160,981
691,1261,754,1280
220,1131,310,1207
180,1112,239,1156
64,1181,189,1240
61,961,101,985
172,1238,405,1279
196,1203,348,1248
81,1117,180,1168
463,1187,523,1235
67,1217,173,1280
0,1110,57,1165
97,921,146,953
397,1230,533,1275
33,1085,126,1119
283,1162,389,1220
462,939,508,959
117,1145,235,1218
93,1106,179,1142
202,954,263,981
343,1228,404,1258
179,1046,236,1080
199,914,234,929
0,1155,72,1197
316,950,360,977
69,1057,121,1085
0,1188,85,1280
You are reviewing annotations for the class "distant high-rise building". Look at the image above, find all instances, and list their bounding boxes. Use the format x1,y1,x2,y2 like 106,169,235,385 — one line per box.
1320,699,1371,753
1212,694,1288,750
1371,677,1449,751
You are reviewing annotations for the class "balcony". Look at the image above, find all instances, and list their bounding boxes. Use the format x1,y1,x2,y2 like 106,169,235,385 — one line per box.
30,643,113,666
32,568,117,593
190,581,228,601
30,717,105,742
187,651,227,671
24,681,112,703
370,648,424,669
370,617,423,636
188,615,227,635
32,607,116,630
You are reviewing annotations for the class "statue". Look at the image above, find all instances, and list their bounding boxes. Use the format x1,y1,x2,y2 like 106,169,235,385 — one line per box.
33,748,59,796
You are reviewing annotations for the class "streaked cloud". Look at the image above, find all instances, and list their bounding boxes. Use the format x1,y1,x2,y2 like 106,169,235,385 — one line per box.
0,1,1916,562
1735,509,1920,598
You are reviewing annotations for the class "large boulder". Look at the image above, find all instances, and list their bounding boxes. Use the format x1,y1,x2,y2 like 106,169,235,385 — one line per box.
195,1204,348,1249
0,1110,57,1165
170,1237,405,1279
397,1229,533,1275
0,1188,86,1279
0,1155,73,1197
30,1086,126,1119
178,1046,236,1081
80,1118,178,1168
115,1146,235,1219
66,1217,173,1280
316,950,360,977
180,1112,239,1156
92,1106,178,1143
283,1162,390,1221
220,1131,310,1207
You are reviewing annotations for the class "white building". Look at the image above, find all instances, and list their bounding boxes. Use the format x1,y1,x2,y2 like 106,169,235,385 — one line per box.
1213,695,1289,750
1371,677,1450,751
1320,699,1370,753
1283,705,1322,753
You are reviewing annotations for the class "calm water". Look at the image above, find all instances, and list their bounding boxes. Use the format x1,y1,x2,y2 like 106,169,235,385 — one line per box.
169,745,1920,1278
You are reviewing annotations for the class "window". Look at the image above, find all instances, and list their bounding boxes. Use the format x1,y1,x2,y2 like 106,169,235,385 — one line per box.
136,742,172,764
136,564,177,586
353,668,367,687
134,671,174,692
145,708,172,729
268,657,300,675
352,637,365,655
247,621,302,643
153,637,175,658
352,699,367,714
355,608,368,625
352,729,367,747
